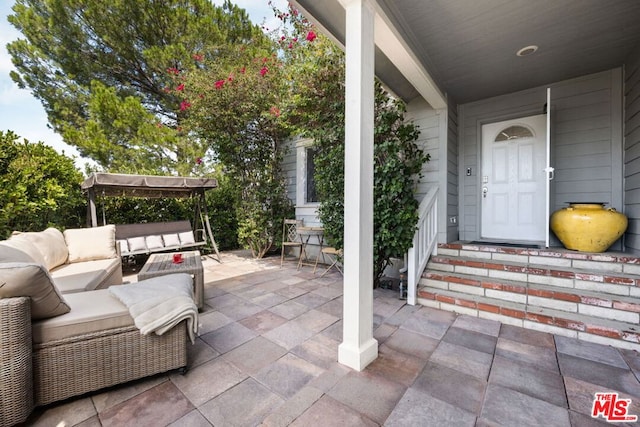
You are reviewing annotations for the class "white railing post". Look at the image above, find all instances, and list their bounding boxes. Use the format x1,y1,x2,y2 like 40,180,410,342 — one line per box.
406,187,438,306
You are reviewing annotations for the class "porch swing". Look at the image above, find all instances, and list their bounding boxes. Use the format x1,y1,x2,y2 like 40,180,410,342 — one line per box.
81,172,221,262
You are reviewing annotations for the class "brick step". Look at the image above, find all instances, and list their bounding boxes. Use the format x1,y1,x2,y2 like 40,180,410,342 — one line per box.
427,256,640,298
422,271,640,322
417,286,640,351
438,243,640,277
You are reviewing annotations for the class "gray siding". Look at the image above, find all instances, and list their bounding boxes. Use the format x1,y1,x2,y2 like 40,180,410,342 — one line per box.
447,101,459,242
625,47,640,254
458,69,624,247
282,139,297,203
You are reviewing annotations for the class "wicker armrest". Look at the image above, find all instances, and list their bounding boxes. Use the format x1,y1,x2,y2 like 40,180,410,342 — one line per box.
0,297,34,426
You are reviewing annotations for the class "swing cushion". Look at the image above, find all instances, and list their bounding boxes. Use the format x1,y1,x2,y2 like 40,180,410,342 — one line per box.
178,231,196,245
162,234,181,247
145,235,164,250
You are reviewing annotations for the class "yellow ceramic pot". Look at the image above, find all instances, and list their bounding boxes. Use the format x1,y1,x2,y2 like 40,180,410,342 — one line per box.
550,203,627,252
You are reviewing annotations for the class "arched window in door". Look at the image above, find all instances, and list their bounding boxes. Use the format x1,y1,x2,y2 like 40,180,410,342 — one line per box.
495,125,534,142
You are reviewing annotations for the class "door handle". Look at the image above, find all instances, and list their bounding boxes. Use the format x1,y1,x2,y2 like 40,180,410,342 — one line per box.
482,187,488,198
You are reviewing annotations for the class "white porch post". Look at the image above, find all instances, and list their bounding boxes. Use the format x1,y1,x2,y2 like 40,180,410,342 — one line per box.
338,0,378,371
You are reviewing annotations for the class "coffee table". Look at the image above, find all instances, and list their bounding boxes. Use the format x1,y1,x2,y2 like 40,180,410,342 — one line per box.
137,251,204,309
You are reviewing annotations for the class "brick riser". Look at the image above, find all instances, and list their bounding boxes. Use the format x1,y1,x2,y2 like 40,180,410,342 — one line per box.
417,243,640,351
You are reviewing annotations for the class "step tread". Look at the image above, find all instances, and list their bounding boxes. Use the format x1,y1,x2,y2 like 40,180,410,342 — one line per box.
422,270,640,305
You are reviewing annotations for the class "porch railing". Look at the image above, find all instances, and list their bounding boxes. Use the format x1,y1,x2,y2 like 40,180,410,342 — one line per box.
405,186,438,305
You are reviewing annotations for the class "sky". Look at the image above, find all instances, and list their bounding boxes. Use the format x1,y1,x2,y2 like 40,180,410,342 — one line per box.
0,0,288,168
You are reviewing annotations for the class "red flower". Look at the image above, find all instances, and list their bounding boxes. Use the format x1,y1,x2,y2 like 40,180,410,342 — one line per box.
196,157,203,165
288,43,294,49
262,57,268,63
179,100,191,111
215,79,225,89
228,74,234,82
306,31,317,42
270,106,281,117
167,67,180,75
260,66,268,77
176,83,185,92
240,67,246,74
192,53,203,61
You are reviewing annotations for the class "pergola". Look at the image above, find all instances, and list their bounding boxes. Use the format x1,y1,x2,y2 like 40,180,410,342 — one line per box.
81,172,220,259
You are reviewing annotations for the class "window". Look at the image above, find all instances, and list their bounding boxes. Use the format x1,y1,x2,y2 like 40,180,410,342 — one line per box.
495,125,533,142
305,147,318,203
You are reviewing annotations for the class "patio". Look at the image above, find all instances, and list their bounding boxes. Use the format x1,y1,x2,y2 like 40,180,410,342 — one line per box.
22,251,640,426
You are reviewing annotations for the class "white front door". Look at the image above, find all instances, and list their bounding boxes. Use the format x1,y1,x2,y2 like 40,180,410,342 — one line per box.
481,115,547,242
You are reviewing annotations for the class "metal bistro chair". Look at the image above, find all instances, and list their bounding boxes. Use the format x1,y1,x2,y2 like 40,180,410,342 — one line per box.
314,246,343,277
280,219,303,267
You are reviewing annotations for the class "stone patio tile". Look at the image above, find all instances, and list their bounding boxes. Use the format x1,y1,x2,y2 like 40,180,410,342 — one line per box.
200,322,257,354
292,292,330,309
413,361,487,414
223,336,288,375
375,294,409,311
261,386,324,427
442,326,498,354
555,335,628,368
167,409,212,427
310,284,343,299
216,300,264,321
290,395,378,427
290,334,339,369
621,348,640,382
196,311,233,335
383,304,421,327
263,321,315,350
383,328,439,360
452,314,501,337
373,323,398,344
233,285,268,301
239,310,288,334
92,377,168,413
364,344,427,387
170,358,247,407
374,301,404,319
76,416,102,427
499,323,555,348
198,379,283,426
480,384,571,427
489,355,567,407
327,371,406,424
251,292,290,308
206,293,245,310
268,300,310,320
307,363,351,392
202,285,227,299
385,388,476,427
27,396,96,427
188,337,220,368
274,285,309,299
495,337,559,373
254,353,325,399
430,341,494,380
291,309,339,333
568,411,612,427
99,381,193,427
321,319,343,342
400,310,453,340
315,298,343,317
558,353,640,397
564,376,640,421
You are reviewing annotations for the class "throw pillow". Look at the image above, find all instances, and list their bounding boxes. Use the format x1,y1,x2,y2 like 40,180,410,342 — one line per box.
178,231,196,245
0,262,71,319
0,237,46,266
64,225,117,263
12,227,69,270
145,235,164,250
127,236,147,252
162,233,181,247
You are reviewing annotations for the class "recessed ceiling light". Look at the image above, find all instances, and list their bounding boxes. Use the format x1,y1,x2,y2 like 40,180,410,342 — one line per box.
516,45,538,57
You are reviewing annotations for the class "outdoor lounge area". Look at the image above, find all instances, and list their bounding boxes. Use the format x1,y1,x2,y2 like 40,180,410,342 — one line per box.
16,250,640,426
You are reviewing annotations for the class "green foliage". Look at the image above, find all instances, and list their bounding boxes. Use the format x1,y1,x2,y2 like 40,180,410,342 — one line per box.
277,8,428,283
7,0,263,173
179,46,292,257
0,131,85,238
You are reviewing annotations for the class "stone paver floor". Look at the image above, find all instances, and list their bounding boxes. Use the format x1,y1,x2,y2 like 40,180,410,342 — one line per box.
22,251,640,426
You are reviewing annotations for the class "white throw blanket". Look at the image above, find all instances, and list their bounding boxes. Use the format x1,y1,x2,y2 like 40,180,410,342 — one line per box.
110,273,198,343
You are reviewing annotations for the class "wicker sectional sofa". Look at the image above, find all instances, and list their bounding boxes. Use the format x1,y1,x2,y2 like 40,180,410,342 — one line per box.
0,226,189,426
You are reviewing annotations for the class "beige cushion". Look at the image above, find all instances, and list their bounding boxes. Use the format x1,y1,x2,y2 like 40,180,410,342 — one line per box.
145,234,164,250
32,289,133,344
13,228,69,270
0,262,70,319
162,233,181,247
0,241,37,263
178,231,196,245
64,225,117,262
0,237,46,266
117,239,129,254
127,236,147,252
50,258,122,293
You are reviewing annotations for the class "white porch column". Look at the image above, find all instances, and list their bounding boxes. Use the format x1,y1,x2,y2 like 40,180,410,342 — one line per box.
338,0,378,371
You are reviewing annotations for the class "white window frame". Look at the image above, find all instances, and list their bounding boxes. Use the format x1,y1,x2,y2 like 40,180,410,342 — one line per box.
295,138,321,223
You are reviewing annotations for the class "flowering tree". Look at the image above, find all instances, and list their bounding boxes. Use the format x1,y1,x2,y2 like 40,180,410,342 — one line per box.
178,44,292,257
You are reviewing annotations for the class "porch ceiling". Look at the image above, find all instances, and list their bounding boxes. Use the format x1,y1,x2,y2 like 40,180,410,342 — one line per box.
293,0,640,104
